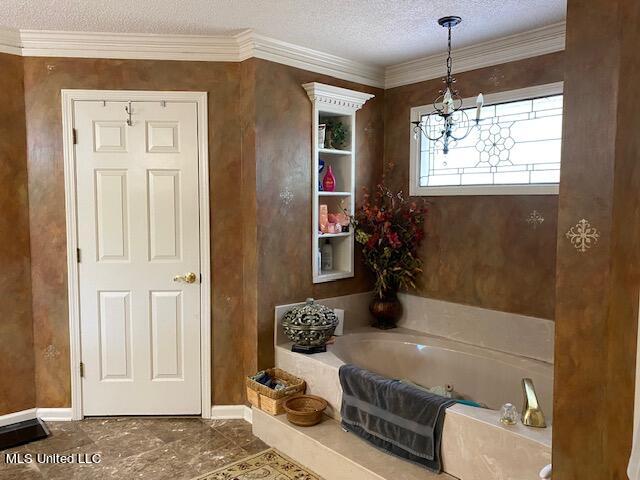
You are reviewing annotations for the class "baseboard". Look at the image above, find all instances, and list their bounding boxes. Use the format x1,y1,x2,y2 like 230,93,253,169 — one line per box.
0,408,37,428
5,406,238,425
211,405,252,423
36,408,73,422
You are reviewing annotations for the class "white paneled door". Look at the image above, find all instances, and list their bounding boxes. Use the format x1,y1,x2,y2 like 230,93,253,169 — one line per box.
75,100,201,415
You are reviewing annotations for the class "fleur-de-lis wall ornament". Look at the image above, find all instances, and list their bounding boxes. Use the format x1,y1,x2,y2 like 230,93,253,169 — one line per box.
526,210,544,229
43,344,60,360
566,219,600,253
279,187,294,207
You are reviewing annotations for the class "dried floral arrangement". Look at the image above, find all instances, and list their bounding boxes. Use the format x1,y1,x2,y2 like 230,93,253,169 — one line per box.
351,185,427,298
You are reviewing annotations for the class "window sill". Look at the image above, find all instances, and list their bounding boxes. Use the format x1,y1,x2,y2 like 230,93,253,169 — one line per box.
409,184,559,196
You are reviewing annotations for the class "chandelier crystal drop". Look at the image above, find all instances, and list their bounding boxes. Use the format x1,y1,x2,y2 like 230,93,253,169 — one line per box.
411,16,484,154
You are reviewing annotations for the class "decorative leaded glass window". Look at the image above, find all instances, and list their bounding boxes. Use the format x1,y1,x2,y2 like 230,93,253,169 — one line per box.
409,83,563,196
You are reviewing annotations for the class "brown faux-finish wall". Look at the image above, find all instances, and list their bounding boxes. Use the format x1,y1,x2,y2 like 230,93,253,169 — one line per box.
0,53,36,415
553,0,640,477
20,56,381,408
16,52,556,410
244,59,383,369
383,52,564,320
22,57,249,407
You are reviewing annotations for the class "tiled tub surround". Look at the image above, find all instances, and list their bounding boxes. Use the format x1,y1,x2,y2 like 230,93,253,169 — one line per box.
274,293,553,480
396,293,555,363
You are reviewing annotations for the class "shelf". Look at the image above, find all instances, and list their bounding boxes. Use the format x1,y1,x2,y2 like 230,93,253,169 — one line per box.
319,148,352,155
318,191,351,197
318,232,351,239
305,82,374,285
316,269,353,283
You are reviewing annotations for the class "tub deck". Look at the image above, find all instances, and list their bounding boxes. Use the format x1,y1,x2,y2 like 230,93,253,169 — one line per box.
274,326,552,480
253,408,454,480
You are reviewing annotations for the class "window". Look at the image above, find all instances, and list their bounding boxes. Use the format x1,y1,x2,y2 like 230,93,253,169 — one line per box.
409,83,563,196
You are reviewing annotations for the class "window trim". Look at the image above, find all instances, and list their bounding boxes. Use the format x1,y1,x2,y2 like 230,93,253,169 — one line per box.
409,82,564,196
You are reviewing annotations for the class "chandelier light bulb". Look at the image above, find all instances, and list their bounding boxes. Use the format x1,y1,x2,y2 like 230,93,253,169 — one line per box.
442,88,453,114
476,93,484,122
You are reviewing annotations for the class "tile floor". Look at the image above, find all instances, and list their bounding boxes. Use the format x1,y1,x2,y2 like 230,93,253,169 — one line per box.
0,417,269,480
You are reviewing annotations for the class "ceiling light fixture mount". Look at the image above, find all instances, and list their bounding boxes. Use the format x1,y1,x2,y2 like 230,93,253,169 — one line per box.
412,16,484,154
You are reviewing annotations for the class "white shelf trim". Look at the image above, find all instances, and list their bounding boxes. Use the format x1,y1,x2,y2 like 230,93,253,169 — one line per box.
303,82,375,113
318,191,351,196
318,232,352,239
316,270,354,283
306,82,373,284
319,148,352,155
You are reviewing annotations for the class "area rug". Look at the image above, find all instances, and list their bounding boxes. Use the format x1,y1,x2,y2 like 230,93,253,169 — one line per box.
193,449,323,480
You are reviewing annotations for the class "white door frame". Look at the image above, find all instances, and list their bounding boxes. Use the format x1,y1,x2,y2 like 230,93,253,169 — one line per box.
61,89,211,420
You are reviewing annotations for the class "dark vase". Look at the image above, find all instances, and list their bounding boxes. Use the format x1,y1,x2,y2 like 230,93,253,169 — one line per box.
369,292,402,330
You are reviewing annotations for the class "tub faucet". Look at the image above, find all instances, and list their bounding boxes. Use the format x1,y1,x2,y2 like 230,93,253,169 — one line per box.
521,378,547,428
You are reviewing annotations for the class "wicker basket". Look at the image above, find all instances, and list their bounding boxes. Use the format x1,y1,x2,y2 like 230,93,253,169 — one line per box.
283,394,328,426
246,368,306,415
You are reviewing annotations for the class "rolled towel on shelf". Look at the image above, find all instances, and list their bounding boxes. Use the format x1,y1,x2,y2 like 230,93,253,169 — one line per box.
250,370,288,390
251,371,267,382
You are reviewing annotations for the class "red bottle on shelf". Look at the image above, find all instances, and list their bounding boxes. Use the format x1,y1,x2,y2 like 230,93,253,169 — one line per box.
322,165,336,192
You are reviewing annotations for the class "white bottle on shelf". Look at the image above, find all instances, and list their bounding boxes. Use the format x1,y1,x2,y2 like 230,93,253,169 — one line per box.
321,240,333,272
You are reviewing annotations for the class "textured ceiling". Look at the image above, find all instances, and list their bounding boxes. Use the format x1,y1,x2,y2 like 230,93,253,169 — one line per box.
0,0,566,66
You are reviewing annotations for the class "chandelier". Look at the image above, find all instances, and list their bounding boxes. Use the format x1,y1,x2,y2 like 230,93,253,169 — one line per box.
411,16,484,154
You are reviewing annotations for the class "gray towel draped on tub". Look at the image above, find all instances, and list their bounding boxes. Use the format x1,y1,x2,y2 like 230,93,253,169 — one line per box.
339,364,456,473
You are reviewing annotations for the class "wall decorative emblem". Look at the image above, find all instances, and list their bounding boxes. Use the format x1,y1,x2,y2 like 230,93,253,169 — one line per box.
488,69,505,87
43,344,60,360
279,187,294,206
566,219,600,253
526,210,545,229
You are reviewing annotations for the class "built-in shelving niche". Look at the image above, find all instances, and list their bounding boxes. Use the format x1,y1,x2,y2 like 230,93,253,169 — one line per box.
303,82,374,284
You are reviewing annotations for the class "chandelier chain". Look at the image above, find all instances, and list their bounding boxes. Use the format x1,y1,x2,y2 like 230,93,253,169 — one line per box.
446,25,453,88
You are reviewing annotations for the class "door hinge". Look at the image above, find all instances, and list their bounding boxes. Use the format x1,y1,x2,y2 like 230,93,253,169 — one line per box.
72,128,78,145
80,362,85,378
77,247,81,263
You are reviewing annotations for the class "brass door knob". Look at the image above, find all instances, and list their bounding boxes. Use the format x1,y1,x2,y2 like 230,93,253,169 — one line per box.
173,272,198,284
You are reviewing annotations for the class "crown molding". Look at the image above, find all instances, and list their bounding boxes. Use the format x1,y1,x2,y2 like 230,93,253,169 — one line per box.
0,27,21,55
384,21,566,89
303,82,375,112
9,27,384,87
19,29,240,61
0,23,564,90
238,30,384,88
